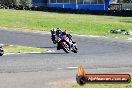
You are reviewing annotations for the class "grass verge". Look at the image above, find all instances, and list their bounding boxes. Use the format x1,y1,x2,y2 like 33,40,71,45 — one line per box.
69,84,132,88
0,9,132,38
68,76,132,88
2,45,47,54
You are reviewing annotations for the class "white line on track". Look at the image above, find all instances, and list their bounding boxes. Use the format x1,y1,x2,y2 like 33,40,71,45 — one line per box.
57,67,78,70
0,44,4,46
126,38,132,43
46,50,55,53
127,38,132,41
3,53,21,55
57,68,63,70
74,34,109,39
67,67,78,69
3,50,55,56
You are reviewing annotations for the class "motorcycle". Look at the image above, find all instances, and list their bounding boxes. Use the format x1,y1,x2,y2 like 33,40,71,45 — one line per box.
50,28,78,53
56,34,78,53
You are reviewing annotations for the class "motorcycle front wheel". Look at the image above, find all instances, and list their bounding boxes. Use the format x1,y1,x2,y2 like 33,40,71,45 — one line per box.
72,46,78,53
62,42,70,53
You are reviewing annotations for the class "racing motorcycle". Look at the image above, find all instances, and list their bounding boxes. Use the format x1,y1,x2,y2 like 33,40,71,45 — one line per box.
56,34,78,53
50,28,78,53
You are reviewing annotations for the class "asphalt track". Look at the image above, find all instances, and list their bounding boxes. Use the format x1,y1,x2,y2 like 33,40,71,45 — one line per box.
0,29,132,88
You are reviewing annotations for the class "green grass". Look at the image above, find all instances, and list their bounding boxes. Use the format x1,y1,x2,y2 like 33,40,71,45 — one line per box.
69,84,132,88
0,9,132,38
2,45,47,54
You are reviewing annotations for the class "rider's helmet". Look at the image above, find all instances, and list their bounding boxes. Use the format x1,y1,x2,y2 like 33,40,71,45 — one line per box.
53,28,57,32
56,28,62,36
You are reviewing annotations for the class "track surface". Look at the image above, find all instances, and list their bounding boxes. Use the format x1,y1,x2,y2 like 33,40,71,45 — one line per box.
0,29,132,88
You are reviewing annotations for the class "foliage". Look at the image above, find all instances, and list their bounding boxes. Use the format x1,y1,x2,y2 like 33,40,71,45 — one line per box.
0,0,32,6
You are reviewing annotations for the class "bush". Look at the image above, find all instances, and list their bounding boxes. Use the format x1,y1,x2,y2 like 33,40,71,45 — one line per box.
0,0,32,7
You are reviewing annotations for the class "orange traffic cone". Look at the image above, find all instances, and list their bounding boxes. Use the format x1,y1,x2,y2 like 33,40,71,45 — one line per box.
77,66,86,76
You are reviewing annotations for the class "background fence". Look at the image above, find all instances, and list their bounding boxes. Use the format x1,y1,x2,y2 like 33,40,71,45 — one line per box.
49,0,104,4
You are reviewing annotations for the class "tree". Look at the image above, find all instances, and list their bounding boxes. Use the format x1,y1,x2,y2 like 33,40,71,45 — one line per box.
0,0,32,6
19,0,32,6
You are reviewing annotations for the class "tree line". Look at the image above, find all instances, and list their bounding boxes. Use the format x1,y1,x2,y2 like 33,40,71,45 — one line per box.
0,0,32,9
0,0,32,6
0,0,48,11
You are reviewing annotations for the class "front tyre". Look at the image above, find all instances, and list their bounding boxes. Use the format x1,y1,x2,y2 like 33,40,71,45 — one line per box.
62,42,70,53
72,46,78,53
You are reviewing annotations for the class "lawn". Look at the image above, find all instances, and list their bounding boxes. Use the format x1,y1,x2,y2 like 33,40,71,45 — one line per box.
2,45,47,54
69,83,132,88
0,9,132,38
